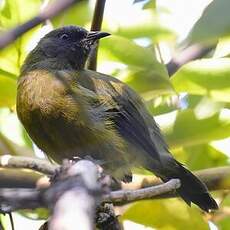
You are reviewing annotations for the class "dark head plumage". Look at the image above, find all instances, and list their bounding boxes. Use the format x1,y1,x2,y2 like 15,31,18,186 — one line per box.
22,25,110,72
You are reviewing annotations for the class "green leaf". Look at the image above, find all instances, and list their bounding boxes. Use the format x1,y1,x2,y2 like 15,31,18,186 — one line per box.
19,208,49,220
164,109,230,149
0,0,42,70
171,58,230,102
0,0,41,27
122,69,174,99
122,199,209,230
185,144,229,170
52,1,91,28
100,35,168,75
0,0,42,108
0,72,16,107
0,44,21,76
187,0,230,43
146,95,179,116
100,36,174,98
143,0,156,10
115,22,174,41
0,131,34,156
214,36,230,58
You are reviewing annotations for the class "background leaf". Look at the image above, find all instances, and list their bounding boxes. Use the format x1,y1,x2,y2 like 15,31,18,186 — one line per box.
187,0,230,44
122,199,209,230
171,58,230,102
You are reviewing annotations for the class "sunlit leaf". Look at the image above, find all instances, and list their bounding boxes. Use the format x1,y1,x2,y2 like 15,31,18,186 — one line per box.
214,36,230,58
143,0,156,10
163,109,230,149
122,199,209,229
121,69,174,99
146,95,179,116
185,144,229,170
187,0,230,43
19,208,49,220
115,22,174,41
0,72,16,107
171,58,230,102
100,36,174,98
52,1,91,28
0,0,42,108
100,35,168,76
0,0,42,64
0,131,34,156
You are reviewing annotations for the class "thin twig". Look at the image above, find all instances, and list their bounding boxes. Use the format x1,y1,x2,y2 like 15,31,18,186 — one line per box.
0,179,179,212
122,166,230,199
0,0,82,49
8,213,15,230
0,155,58,175
87,0,107,70
166,44,215,76
103,179,180,204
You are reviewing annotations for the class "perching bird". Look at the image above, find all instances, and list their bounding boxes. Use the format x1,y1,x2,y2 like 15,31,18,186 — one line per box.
17,26,218,212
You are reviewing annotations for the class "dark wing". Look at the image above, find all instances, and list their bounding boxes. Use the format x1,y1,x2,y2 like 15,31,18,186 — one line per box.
76,70,219,212
77,70,169,163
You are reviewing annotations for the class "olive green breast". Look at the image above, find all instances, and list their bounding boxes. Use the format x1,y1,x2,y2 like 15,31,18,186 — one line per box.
16,69,130,178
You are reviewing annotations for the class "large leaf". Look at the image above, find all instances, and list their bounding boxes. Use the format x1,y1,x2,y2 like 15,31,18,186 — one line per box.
122,199,209,230
100,36,174,98
0,0,42,107
0,131,34,156
52,1,91,28
0,0,41,27
100,36,165,70
0,72,16,107
216,195,230,229
114,22,174,41
171,58,230,102
163,109,230,149
184,144,229,170
121,69,174,99
146,95,179,116
187,0,230,44
214,36,230,58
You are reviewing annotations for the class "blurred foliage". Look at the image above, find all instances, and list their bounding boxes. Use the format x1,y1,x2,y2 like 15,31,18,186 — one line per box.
0,0,230,229
187,0,230,44
122,199,209,230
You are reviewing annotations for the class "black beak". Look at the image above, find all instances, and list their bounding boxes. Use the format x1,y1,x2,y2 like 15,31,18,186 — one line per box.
86,31,110,41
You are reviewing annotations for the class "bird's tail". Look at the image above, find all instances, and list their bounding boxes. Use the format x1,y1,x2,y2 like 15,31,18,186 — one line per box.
161,160,218,212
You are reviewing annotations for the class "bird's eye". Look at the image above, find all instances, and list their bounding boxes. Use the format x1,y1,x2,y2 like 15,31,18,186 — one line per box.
60,34,69,40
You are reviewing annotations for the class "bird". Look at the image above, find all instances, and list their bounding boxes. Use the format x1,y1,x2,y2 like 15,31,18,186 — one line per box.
16,25,218,212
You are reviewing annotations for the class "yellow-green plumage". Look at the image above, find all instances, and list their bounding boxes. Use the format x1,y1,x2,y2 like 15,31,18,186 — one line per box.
17,26,218,211
17,69,130,177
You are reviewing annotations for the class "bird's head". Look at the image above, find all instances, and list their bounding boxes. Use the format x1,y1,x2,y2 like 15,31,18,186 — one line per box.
23,26,110,71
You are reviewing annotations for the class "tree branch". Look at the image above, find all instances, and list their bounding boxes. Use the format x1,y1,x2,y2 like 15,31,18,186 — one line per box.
0,160,103,230
0,161,229,226
1,165,230,212
0,155,58,175
0,168,41,188
166,44,215,77
87,0,107,71
0,164,229,228
103,179,180,204
121,166,230,200
0,0,83,49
